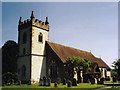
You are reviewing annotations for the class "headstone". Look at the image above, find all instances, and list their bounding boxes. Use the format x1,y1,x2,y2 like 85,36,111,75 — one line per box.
54,82,58,88
97,78,100,84
95,78,97,84
57,78,61,84
28,79,32,85
100,78,104,84
18,80,21,85
113,76,116,82
39,78,43,86
11,79,14,85
63,78,66,85
47,78,51,86
43,76,46,86
90,78,95,84
67,81,72,87
72,78,77,86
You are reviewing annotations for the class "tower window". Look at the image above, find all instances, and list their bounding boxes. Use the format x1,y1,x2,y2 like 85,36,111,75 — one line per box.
38,33,43,42
23,32,27,44
22,65,26,77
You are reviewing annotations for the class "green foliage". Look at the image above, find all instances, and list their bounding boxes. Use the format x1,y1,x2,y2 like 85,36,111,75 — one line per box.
2,72,18,86
66,56,90,78
2,40,18,73
67,56,90,72
2,40,19,85
112,59,120,77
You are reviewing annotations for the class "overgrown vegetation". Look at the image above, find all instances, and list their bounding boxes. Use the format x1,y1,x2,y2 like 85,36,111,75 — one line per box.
2,40,18,85
112,59,120,79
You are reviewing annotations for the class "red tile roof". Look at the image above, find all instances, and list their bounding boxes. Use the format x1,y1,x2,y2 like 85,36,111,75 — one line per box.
46,41,111,70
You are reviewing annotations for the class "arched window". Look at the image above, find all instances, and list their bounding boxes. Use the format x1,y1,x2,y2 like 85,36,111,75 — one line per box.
23,48,25,55
38,33,43,42
50,65,57,77
22,65,26,77
23,32,27,44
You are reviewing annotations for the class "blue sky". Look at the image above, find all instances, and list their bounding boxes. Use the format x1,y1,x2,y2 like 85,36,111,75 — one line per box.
2,2,118,68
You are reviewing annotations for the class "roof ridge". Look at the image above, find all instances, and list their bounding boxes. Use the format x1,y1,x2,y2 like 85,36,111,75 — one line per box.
46,41,66,63
47,41,91,54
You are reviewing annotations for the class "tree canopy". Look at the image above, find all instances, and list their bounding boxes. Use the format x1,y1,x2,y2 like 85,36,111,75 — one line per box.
66,56,90,78
112,59,120,77
2,40,18,74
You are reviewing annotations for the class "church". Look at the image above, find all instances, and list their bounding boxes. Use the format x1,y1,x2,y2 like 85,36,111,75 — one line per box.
17,11,111,84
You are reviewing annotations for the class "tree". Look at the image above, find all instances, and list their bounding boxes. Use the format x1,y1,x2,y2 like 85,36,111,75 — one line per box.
112,59,120,77
2,40,18,74
66,56,90,79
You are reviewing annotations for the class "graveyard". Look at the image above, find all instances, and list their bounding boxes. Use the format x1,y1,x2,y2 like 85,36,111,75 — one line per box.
2,83,106,89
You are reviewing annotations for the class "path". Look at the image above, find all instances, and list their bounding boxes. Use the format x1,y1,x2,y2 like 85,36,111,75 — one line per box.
94,86,112,90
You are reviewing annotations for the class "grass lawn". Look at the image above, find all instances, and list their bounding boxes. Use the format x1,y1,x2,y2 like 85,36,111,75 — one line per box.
1,83,106,89
104,80,120,83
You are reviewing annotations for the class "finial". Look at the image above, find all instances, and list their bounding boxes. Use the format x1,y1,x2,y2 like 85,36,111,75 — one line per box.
45,17,49,25
30,11,35,19
19,16,22,24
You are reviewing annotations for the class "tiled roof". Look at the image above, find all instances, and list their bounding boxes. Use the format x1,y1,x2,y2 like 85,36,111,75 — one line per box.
46,41,111,70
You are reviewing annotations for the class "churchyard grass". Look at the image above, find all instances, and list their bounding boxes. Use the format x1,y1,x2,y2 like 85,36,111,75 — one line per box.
2,83,106,89
104,80,120,83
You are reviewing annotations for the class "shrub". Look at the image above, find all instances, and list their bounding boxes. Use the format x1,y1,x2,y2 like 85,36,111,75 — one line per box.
2,72,18,86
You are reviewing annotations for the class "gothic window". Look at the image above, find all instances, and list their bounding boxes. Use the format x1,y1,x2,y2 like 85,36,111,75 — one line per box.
22,65,26,77
38,33,43,42
23,32,27,44
50,65,57,77
23,48,25,55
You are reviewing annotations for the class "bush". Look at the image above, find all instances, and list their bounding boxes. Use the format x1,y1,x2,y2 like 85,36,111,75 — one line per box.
2,72,18,86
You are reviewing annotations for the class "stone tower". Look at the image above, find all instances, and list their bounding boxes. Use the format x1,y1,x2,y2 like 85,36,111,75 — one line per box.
17,11,49,84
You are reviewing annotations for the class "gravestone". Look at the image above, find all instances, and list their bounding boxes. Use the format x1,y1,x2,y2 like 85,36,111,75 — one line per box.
11,79,14,85
18,80,21,85
63,78,66,85
90,78,95,84
43,76,46,86
100,78,104,84
72,78,77,86
54,82,58,88
47,78,51,86
67,81,72,87
39,78,43,86
113,76,116,82
57,78,61,84
97,78,100,84
95,78,97,84
28,79,32,85
46,78,51,86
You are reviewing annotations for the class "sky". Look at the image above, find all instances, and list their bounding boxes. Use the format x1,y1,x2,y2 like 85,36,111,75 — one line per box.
2,2,118,68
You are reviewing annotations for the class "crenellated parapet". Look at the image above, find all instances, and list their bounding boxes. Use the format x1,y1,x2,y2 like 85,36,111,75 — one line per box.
18,11,49,31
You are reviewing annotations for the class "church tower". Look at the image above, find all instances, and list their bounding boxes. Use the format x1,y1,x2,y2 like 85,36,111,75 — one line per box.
17,11,49,83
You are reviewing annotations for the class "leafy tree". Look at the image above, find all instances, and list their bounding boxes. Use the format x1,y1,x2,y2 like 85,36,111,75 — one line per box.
112,59,120,77
2,40,18,73
66,56,90,79
2,40,19,85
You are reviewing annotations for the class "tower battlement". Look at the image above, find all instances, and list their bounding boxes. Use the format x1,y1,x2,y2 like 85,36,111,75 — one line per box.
18,11,49,31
